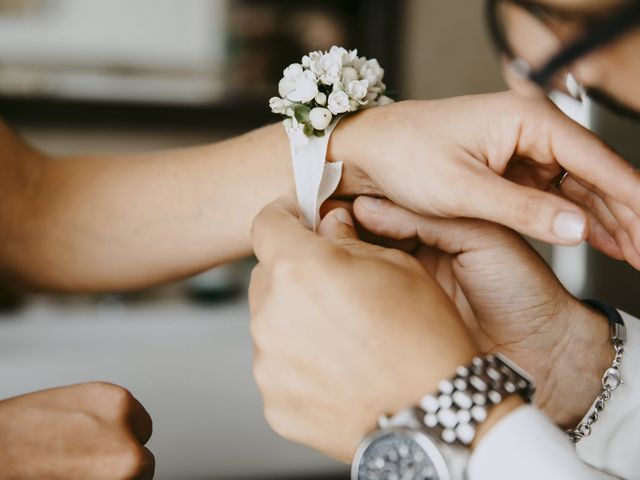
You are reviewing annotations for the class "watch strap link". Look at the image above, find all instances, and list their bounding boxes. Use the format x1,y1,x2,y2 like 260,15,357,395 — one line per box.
418,353,534,447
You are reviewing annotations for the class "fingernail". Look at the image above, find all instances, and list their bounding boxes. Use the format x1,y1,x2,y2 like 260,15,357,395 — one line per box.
333,208,354,227
553,212,586,241
359,196,382,212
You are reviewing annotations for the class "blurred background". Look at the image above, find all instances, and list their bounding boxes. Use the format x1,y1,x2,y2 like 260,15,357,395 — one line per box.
0,1,637,479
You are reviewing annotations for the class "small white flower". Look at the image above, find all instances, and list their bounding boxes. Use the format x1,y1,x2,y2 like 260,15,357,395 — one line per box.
309,107,333,130
327,90,350,115
376,95,394,106
286,70,319,103
330,46,358,67
340,66,359,85
347,79,370,102
359,58,384,86
283,63,304,80
269,96,289,115
349,99,359,112
351,56,367,72
301,55,311,68
278,78,296,98
309,51,342,85
315,92,327,106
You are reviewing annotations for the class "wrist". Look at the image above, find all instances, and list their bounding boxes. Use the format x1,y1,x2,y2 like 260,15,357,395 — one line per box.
327,108,381,198
542,297,612,428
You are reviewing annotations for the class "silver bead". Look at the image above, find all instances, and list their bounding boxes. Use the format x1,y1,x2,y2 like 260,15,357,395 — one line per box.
457,409,472,424
441,428,456,444
454,378,468,391
452,390,473,410
420,395,440,413
438,379,454,395
438,394,453,409
455,423,476,445
472,393,487,406
471,405,487,423
437,408,458,429
488,390,503,404
424,413,438,428
470,375,488,392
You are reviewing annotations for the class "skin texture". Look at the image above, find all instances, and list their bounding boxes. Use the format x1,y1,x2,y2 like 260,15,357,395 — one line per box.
503,0,640,266
352,196,613,429
3,0,640,472
0,383,154,480
2,90,640,293
332,93,640,269
249,198,511,462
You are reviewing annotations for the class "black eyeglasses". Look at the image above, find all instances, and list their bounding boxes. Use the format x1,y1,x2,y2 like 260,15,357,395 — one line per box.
486,0,640,92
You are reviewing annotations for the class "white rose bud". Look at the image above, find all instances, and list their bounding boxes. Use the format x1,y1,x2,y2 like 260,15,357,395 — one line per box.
376,95,394,106
283,63,303,80
327,90,350,115
347,79,370,102
278,78,296,98
360,58,384,85
309,107,333,131
286,70,319,103
269,96,287,115
315,92,327,106
340,67,359,85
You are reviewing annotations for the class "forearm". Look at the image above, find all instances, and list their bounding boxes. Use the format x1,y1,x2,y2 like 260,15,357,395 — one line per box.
0,122,294,292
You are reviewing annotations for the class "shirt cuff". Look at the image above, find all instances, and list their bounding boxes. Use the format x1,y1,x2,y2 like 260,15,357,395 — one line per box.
468,405,614,480
575,311,640,478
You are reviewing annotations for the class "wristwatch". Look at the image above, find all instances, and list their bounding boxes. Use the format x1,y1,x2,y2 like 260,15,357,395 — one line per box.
351,353,535,480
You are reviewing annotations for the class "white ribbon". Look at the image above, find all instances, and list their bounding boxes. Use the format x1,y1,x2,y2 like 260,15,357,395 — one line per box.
284,120,343,231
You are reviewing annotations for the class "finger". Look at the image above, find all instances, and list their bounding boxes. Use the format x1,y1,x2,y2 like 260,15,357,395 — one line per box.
135,447,156,480
461,170,587,245
251,197,333,270
560,176,629,259
128,395,153,445
248,263,270,315
318,208,422,272
320,199,354,218
355,196,520,255
533,101,640,216
585,209,625,260
323,198,418,251
599,196,640,269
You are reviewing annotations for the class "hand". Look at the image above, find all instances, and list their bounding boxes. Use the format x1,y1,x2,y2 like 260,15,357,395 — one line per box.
249,197,520,462
0,382,155,479
353,196,614,428
331,91,640,268
559,173,640,267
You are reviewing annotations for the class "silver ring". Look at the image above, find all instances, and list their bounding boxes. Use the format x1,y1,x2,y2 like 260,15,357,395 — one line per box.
556,170,570,189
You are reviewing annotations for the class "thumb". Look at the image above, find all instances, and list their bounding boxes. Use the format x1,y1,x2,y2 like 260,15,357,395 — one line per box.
354,196,526,255
318,208,359,244
320,207,424,273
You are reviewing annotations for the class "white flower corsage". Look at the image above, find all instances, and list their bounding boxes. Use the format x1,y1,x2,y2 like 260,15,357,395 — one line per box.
270,46,394,230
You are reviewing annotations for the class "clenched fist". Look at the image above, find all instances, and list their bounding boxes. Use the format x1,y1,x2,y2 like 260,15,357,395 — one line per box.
0,382,154,479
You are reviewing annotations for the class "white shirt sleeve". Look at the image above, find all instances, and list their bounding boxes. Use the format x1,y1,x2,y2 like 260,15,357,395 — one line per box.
575,311,640,479
468,310,640,480
467,405,617,479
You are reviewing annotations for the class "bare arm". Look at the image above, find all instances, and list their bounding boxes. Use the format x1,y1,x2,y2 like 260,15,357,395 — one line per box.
0,121,296,292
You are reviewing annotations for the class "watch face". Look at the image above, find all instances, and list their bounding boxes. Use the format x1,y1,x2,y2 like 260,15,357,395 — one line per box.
352,427,450,480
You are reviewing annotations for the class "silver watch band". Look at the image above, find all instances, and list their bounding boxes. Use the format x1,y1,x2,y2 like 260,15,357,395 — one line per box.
417,353,534,447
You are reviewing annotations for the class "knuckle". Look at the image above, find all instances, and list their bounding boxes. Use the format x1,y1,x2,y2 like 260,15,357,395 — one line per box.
89,382,133,416
115,443,149,479
263,406,292,441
